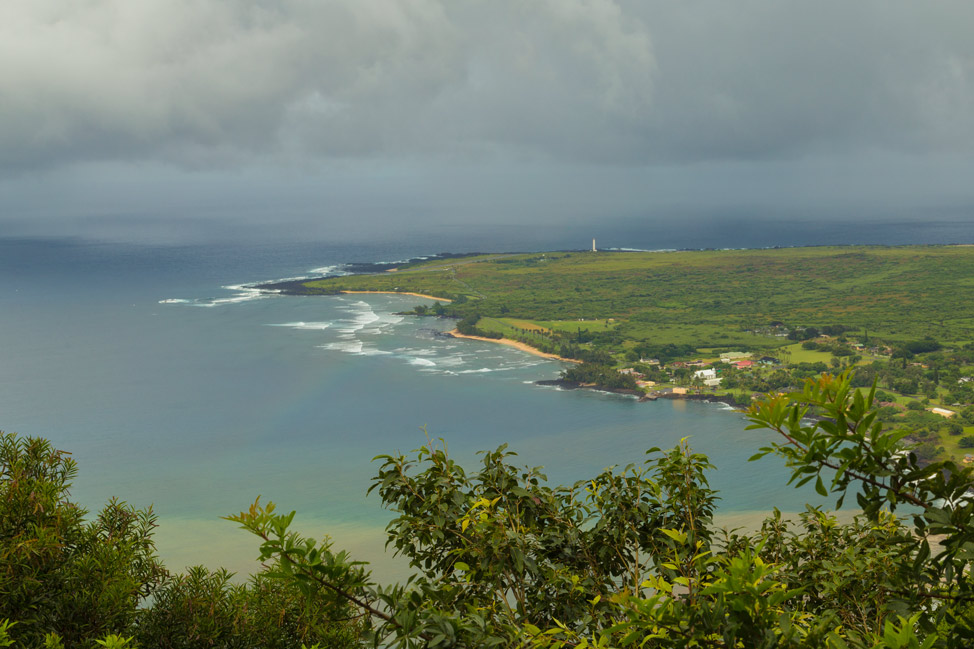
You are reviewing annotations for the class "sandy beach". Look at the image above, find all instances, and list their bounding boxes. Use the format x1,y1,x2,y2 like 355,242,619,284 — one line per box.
341,290,452,302
448,329,580,363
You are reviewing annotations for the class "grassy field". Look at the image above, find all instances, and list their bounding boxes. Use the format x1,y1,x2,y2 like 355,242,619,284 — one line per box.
941,425,974,459
779,343,835,364
303,245,974,349
293,245,974,463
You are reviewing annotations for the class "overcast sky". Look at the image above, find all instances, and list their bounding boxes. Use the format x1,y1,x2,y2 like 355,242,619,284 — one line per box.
2,0,973,243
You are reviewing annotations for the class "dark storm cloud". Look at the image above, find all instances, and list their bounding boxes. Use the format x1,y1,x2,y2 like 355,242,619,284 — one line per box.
0,0,653,171
627,1,974,161
2,0,972,173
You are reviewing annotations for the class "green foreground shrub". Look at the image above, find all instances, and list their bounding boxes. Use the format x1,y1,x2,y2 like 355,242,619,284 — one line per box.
0,436,358,648
3,370,974,647
0,436,164,647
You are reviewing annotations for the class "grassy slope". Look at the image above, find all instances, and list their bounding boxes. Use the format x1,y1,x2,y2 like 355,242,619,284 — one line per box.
942,424,974,458
303,246,974,349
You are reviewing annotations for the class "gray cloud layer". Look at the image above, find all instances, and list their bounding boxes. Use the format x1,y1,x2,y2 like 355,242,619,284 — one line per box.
3,0,973,173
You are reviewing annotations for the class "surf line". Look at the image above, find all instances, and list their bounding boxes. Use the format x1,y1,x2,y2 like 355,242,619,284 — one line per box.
337,292,578,364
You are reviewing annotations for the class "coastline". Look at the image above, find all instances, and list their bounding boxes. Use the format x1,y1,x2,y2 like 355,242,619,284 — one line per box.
341,290,453,302
536,379,747,407
447,329,581,363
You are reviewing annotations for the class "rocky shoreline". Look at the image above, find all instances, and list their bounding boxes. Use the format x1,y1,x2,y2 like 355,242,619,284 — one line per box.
535,378,643,398
535,379,745,407
652,392,745,407
257,274,750,411
255,252,496,295
258,279,343,295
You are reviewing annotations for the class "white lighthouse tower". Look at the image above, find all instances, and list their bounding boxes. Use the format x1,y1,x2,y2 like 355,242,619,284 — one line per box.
592,238,597,252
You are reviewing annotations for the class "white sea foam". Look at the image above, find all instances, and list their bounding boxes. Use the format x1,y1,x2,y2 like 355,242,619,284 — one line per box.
375,256,429,266
265,273,312,283
361,314,404,336
269,322,333,330
408,357,437,367
359,347,392,356
224,264,345,290
457,368,495,374
165,284,278,307
260,265,348,284
164,262,348,309
337,302,381,334
308,265,348,277
501,359,544,368
534,382,567,390
434,355,467,367
321,340,364,354
401,347,438,357
317,339,390,356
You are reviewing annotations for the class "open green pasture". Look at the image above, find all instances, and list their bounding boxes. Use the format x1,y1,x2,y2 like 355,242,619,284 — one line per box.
534,319,620,333
303,246,974,349
779,343,836,364
474,317,545,341
616,322,783,350
941,424,974,459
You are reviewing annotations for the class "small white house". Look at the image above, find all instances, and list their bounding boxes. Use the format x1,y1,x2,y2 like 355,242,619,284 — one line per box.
693,368,717,380
703,377,723,387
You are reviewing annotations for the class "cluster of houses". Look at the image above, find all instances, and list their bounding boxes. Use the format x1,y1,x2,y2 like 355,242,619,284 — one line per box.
684,353,780,387
618,351,782,391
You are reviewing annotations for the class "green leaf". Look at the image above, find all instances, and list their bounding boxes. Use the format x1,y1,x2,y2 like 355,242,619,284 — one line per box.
815,475,828,497
659,528,687,544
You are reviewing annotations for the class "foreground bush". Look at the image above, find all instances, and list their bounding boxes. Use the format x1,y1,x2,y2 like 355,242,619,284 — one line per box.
0,435,358,648
4,370,974,647
231,372,974,648
136,565,361,649
0,435,164,647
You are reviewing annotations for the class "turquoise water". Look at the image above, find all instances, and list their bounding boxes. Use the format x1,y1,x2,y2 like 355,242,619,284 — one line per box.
1,237,818,579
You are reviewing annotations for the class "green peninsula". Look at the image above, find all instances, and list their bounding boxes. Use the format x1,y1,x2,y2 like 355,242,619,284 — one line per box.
280,245,974,461
297,246,974,345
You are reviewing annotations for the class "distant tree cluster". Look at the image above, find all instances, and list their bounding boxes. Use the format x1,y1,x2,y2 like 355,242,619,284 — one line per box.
892,338,944,359
631,343,697,363
787,324,852,341
0,435,359,648
455,313,502,339
561,362,639,390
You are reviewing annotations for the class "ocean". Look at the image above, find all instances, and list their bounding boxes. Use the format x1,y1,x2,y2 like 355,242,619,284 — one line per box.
1,223,966,579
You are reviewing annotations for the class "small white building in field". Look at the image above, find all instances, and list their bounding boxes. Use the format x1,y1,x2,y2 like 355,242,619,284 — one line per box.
693,368,717,380
720,352,751,362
